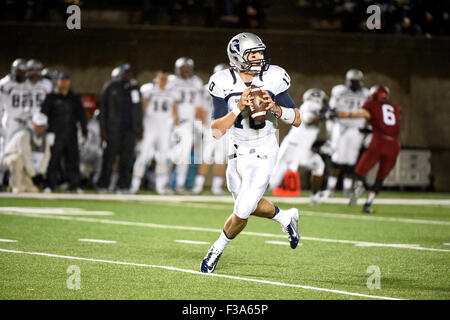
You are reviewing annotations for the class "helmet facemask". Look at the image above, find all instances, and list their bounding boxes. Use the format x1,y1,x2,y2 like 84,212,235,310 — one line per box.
242,48,270,74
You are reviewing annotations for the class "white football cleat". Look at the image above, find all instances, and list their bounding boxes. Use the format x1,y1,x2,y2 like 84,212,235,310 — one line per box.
349,181,365,206
200,245,223,273
175,186,190,195
191,184,203,195
309,192,321,206
282,208,300,249
211,187,225,196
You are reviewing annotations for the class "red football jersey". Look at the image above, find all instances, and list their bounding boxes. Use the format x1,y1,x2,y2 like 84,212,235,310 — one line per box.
362,99,401,141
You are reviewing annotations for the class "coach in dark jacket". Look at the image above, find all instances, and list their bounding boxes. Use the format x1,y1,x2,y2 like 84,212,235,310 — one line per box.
97,63,143,193
41,72,87,192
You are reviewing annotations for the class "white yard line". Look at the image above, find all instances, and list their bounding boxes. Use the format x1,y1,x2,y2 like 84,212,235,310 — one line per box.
1,192,449,206
266,241,303,246
174,240,210,245
0,238,17,242
0,207,114,216
78,239,116,244
300,211,450,226
1,210,449,253
2,203,448,226
0,248,403,300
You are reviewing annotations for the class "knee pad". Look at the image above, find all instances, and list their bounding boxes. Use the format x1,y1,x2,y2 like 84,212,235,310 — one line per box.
311,154,325,176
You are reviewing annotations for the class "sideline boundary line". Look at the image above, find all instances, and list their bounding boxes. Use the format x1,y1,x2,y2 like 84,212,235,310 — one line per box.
1,192,449,206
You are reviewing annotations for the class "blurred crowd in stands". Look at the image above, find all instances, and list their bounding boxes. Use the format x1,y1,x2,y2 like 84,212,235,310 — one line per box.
317,0,450,36
0,1,449,37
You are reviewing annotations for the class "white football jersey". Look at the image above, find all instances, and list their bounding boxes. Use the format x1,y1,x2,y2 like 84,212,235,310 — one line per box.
208,65,291,143
169,75,203,124
284,100,321,150
0,75,31,131
25,78,53,115
141,82,178,126
329,84,369,128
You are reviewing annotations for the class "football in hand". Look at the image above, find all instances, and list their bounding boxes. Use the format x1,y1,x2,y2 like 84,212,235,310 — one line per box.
247,85,267,122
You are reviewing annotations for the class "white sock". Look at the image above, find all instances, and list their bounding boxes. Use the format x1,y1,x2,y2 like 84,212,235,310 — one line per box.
213,230,232,251
195,175,205,189
131,176,141,191
366,192,376,205
212,176,223,190
176,173,186,188
327,175,337,191
343,177,353,192
271,206,292,228
155,174,168,192
109,172,119,190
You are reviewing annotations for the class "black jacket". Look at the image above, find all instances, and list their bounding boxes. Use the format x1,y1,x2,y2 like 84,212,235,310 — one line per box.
99,78,143,137
41,90,88,140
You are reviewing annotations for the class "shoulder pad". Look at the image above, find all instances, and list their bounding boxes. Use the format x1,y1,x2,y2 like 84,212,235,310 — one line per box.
263,65,291,95
361,87,370,98
140,83,154,98
207,69,233,99
331,84,347,96
41,78,53,92
191,75,204,87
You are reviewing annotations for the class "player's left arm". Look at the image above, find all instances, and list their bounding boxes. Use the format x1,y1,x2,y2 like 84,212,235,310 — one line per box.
172,101,180,126
263,90,301,127
195,106,206,124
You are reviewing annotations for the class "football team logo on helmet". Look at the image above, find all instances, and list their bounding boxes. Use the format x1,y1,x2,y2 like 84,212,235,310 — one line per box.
229,39,240,54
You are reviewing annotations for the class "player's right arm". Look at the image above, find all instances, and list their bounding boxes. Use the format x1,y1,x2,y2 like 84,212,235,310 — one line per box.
337,104,371,119
210,86,253,139
140,83,153,114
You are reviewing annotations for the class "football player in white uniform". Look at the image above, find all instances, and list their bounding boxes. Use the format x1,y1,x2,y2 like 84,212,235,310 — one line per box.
192,63,229,195
269,88,332,205
201,32,302,273
130,71,179,195
0,59,30,187
25,59,53,116
169,57,204,194
0,59,30,146
322,69,370,199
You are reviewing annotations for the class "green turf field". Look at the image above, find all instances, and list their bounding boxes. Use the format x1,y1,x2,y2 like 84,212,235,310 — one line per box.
0,193,449,300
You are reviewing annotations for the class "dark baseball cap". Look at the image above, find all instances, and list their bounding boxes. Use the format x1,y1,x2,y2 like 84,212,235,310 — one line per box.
57,71,70,80
120,63,134,73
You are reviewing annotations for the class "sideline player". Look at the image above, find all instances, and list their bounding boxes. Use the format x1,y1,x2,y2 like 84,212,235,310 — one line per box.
25,59,53,116
201,32,302,273
130,70,179,195
322,69,370,198
269,88,332,205
337,85,401,213
0,59,29,187
169,57,204,194
192,63,229,195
